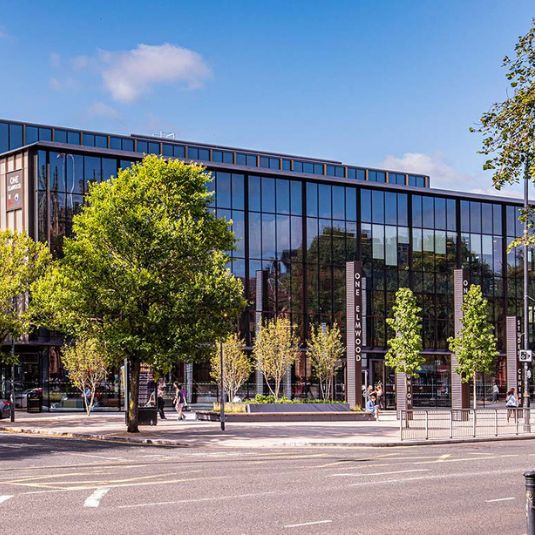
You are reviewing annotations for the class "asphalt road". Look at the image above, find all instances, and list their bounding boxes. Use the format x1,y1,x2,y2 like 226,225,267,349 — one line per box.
0,433,533,535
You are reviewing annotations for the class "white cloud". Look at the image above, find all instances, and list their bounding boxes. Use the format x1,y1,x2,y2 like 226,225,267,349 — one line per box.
379,152,522,198
97,43,211,103
72,55,91,70
87,101,119,119
49,76,79,91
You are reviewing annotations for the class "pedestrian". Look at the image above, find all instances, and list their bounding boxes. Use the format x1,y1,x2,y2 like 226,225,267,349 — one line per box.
492,382,499,403
157,378,167,420
375,383,384,410
506,387,518,422
365,393,378,419
173,382,186,421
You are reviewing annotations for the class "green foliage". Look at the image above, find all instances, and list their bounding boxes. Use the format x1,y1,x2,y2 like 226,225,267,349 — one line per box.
61,336,108,416
33,156,245,430
253,317,299,401
472,21,535,246
0,230,51,363
210,333,252,401
251,394,345,404
448,284,498,383
385,288,424,377
307,323,344,400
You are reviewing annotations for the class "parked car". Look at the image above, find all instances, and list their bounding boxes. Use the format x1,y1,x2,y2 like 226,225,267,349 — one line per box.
0,399,12,419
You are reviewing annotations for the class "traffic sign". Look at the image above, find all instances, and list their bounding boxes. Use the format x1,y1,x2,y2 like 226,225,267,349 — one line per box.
519,350,533,363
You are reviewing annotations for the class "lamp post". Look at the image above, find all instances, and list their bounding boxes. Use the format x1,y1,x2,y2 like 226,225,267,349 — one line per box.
523,168,531,433
219,338,225,432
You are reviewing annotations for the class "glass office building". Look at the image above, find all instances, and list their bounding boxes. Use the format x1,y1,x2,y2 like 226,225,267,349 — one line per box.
0,118,532,410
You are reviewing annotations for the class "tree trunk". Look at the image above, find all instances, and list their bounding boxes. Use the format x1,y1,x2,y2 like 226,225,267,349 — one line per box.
127,359,140,433
473,371,477,411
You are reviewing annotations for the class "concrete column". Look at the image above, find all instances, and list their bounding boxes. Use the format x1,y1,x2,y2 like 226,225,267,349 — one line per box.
451,269,470,411
346,261,363,408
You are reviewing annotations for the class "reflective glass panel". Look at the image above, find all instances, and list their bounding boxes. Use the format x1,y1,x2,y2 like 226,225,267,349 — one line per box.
26,126,38,144
9,123,23,149
306,182,318,217
216,172,232,209
290,181,302,215
232,174,244,210
38,127,52,141
262,177,275,213
249,176,261,212
318,184,331,218
276,179,290,214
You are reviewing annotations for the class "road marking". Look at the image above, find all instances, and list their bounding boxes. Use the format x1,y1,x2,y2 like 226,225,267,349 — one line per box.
84,488,110,508
284,520,333,529
415,454,518,465
330,469,429,478
485,497,515,503
0,495,13,505
117,490,277,509
437,454,451,461
67,453,126,461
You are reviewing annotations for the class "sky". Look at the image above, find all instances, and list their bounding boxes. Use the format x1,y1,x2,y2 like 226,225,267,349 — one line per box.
0,0,532,196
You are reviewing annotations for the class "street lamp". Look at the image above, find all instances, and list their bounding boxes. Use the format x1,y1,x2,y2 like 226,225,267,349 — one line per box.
219,338,225,432
523,170,531,432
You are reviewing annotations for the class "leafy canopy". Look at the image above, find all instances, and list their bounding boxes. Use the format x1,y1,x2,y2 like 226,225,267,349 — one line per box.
385,288,424,377
254,317,298,401
307,323,344,401
210,333,252,402
448,284,498,383
33,156,245,371
0,230,51,362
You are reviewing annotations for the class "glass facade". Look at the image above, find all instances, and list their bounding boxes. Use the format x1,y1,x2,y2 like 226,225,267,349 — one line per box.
1,119,533,409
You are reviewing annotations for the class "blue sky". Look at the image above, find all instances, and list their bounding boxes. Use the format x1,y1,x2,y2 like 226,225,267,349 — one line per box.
0,1,532,195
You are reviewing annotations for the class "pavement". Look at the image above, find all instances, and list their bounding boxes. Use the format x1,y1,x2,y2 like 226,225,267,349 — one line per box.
0,433,533,534
1,410,534,448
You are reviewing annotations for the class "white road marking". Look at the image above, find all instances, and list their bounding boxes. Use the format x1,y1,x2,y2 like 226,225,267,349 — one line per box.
284,520,333,529
485,497,516,503
415,454,518,465
0,495,13,505
68,453,126,462
117,490,277,509
84,488,110,508
330,469,429,478
437,454,451,461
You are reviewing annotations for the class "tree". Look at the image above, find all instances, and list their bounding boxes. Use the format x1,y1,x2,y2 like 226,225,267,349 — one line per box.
32,156,245,432
61,336,108,416
254,317,298,401
210,333,252,402
385,288,424,407
0,230,51,363
472,21,534,246
307,323,344,400
448,284,498,410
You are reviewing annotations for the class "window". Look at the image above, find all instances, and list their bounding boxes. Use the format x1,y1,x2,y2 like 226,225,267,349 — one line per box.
262,177,276,213
162,143,174,157
110,137,122,150
54,129,67,143
223,151,233,163
137,140,148,153
282,159,291,171
38,128,52,141
372,190,384,223
293,161,303,173
303,162,314,174
318,184,332,219
389,173,406,185
216,172,232,209
0,122,8,153
83,133,95,147
385,192,397,225
212,150,223,163
95,135,107,148
346,187,357,221
173,145,185,158
347,167,366,180
314,163,323,175
26,126,38,144
236,153,256,167
232,174,244,210
409,175,426,187
67,131,80,145
332,186,345,220
189,146,209,160
361,189,371,222
369,170,386,183
290,181,302,215
102,158,117,180
122,139,134,152
249,176,261,212
306,183,318,217
148,142,160,155
9,123,23,150
435,197,446,230
276,179,290,214
422,196,434,228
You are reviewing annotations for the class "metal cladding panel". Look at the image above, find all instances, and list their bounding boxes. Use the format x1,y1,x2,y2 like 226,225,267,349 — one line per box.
346,261,363,408
506,316,520,395
396,372,407,414
451,269,469,410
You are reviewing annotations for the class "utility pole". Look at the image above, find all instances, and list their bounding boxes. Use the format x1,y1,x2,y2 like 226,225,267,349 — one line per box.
523,165,531,432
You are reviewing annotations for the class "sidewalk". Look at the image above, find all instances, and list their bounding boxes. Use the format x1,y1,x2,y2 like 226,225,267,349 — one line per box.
1,411,534,448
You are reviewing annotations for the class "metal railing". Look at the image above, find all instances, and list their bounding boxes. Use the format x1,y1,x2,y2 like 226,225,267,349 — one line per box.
400,408,533,441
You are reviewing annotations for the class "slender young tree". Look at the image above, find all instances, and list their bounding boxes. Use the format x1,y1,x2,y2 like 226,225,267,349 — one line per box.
448,284,498,410
385,288,424,407
254,317,298,401
210,333,252,402
307,323,344,401
62,336,108,416
33,156,245,432
472,21,534,245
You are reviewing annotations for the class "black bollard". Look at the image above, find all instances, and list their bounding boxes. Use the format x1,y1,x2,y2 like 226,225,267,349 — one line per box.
524,471,535,535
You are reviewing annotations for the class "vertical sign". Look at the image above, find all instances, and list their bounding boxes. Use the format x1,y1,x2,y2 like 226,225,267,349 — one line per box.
506,316,520,396
346,261,363,407
6,170,24,212
451,269,470,412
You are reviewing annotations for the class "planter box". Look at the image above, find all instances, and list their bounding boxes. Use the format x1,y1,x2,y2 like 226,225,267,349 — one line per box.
138,407,158,426
247,403,350,413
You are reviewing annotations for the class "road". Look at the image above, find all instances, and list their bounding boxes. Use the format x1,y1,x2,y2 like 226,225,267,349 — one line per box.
0,433,533,534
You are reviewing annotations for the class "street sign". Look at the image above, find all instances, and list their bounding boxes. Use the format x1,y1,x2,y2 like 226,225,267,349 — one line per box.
519,350,533,362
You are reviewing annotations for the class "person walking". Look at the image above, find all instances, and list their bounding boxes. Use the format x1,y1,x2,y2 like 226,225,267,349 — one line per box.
506,387,519,422
173,382,186,421
492,382,499,403
157,378,167,420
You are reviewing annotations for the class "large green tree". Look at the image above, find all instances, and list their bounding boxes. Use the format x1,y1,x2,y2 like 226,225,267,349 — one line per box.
0,230,51,363
472,20,534,245
33,156,245,432
385,288,424,407
448,284,498,410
